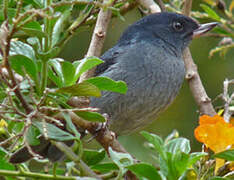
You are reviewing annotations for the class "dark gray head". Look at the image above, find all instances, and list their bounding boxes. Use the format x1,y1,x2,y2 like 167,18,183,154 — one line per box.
119,12,217,54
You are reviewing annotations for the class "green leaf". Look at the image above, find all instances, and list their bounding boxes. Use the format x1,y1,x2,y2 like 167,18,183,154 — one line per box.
48,58,64,87
33,121,76,141
10,55,38,82
0,147,15,170
141,131,166,160
21,21,46,38
212,27,233,37
74,56,103,80
200,4,221,21
85,77,127,94
82,149,105,166
63,113,81,139
23,0,43,8
9,41,36,62
213,149,234,161
165,138,191,154
61,61,76,86
91,163,118,173
0,8,16,21
188,152,207,167
126,163,161,180
56,81,101,97
38,47,60,60
173,152,190,175
76,111,106,122
26,125,40,146
52,9,71,47
109,147,134,178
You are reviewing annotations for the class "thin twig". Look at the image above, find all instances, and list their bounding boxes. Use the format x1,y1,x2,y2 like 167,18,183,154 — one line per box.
0,133,22,146
52,141,101,179
156,0,166,12
182,0,216,116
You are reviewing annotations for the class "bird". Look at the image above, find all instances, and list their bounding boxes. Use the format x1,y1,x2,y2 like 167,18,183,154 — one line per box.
9,12,217,163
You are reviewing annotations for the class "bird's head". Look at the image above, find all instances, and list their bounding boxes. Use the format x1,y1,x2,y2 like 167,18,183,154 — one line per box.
119,12,217,55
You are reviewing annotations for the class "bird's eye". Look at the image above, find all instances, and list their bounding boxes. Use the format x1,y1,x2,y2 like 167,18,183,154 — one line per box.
172,21,183,31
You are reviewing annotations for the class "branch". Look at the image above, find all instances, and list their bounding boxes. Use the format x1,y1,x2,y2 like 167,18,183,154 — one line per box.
182,0,216,116
0,169,77,180
52,141,100,179
79,0,114,81
137,0,161,13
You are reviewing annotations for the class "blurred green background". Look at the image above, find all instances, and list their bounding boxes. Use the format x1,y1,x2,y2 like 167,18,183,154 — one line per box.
60,4,234,162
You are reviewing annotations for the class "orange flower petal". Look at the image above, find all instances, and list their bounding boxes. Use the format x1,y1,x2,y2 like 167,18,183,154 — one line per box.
195,115,234,153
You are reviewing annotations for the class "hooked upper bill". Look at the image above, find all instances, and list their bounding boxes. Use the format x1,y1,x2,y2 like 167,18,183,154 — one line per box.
192,22,218,38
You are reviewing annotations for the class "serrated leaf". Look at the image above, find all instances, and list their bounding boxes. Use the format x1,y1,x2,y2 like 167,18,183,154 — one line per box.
141,131,166,160
33,121,76,141
82,149,105,166
126,163,161,180
74,57,103,80
109,147,134,177
9,41,36,62
21,21,46,38
56,81,101,97
85,77,127,94
61,61,76,86
200,4,221,21
48,58,64,87
10,55,38,82
91,163,118,173
26,125,40,146
165,138,191,154
76,111,106,122
213,149,234,161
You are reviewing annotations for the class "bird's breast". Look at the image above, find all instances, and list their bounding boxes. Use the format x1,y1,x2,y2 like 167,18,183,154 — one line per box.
91,42,186,135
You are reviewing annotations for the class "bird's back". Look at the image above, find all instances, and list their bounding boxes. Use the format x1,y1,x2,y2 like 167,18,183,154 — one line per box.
91,39,185,135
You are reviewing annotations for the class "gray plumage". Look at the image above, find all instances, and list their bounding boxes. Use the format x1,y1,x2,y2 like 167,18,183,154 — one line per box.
90,12,199,135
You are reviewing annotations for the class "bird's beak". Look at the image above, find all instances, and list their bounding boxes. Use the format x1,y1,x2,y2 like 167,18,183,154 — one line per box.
192,22,218,38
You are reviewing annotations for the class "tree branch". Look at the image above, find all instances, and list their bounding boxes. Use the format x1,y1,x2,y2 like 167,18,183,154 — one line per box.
182,0,216,116
137,0,161,13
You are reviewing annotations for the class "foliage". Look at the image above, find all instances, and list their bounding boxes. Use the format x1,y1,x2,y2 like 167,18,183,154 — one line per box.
0,0,233,179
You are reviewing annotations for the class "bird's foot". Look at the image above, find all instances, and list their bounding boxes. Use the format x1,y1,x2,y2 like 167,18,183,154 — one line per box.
86,113,110,142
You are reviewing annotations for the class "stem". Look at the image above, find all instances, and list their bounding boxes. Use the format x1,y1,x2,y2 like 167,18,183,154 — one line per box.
40,0,52,95
52,141,100,179
40,59,48,95
3,0,8,20
0,169,77,180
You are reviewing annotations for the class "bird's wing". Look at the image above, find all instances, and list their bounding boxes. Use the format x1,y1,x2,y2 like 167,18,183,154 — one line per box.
94,45,122,76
